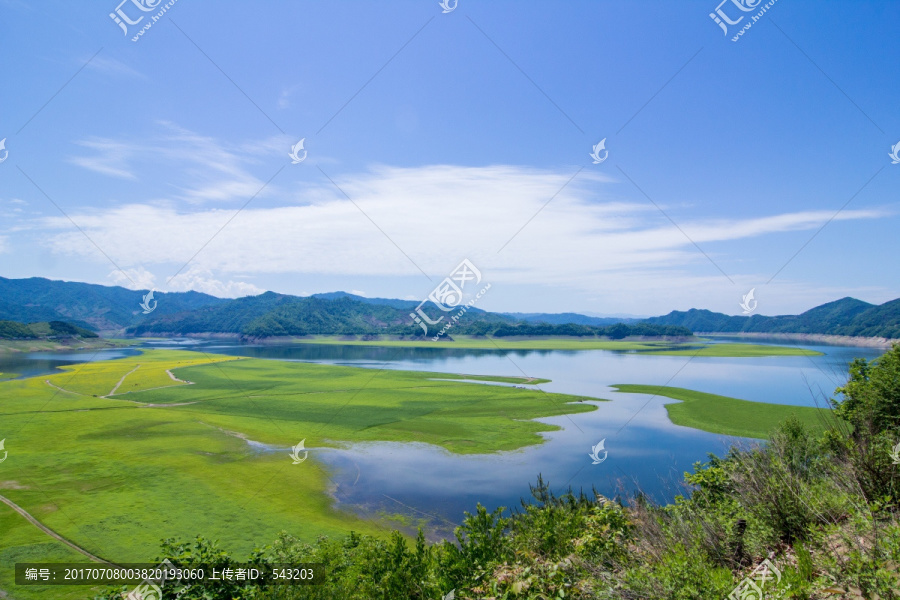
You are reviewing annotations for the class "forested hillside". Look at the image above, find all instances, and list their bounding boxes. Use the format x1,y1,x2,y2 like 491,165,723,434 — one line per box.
128,293,690,338
647,297,900,338
2,277,896,339
0,277,223,331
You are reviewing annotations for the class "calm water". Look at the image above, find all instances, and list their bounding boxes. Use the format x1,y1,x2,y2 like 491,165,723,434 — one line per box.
145,338,886,535
0,348,142,379
2,339,885,537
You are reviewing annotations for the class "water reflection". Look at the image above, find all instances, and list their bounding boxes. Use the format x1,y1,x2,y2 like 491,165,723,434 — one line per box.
2,338,887,534
152,338,884,528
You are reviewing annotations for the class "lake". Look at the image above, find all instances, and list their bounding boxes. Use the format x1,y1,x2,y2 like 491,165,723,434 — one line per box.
1,339,885,538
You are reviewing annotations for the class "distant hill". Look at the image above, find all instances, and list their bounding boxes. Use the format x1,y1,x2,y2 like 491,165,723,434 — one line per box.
0,319,98,340
128,293,427,337
646,297,900,339
310,291,419,310
0,277,225,331
128,293,507,337
312,294,639,326
311,291,496,316
128,293,687,339
0,277,896,340
502,312,639,326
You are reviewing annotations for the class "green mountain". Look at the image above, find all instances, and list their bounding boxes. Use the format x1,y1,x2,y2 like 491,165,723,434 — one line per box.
840,298,900,338
0,276,224,331
127,293,425,337
310,291,419,310
127,293,687,338
0,277,895,339
501,312,640,326
646,297,900,338
127,293,503,337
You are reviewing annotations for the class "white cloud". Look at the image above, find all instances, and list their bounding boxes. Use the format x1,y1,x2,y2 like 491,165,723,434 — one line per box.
66,125,287,203
277,87,293,109
166,267,265,298
106,265,262,298
68,138,137,179
86,55,144,79
160,126,276,203
34,164,888,311
108,266,156,290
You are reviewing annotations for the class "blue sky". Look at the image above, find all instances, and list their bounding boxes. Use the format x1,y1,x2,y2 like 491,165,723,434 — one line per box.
1,0,897,316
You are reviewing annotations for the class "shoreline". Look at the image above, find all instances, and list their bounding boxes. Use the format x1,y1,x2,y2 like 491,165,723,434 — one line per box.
699,332,895,349
0,337,136,354
122,334,822,357
129,331,896,350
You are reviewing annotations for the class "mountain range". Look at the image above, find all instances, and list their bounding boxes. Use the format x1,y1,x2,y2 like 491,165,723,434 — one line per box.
0,276,898,339
125,292,685,339
0,276,223,331
647,297,900,339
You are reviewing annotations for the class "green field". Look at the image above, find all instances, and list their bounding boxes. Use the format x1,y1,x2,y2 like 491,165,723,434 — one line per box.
0,349,597,595
286,335,822,356
611,384,837,439
0,501,99,600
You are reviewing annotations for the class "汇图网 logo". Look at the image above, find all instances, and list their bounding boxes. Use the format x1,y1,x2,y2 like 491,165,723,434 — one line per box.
290,439,309,464
889,441,900,465
140,289,157,314
289,139,307,164
590,138,608,164
410,259,490,340
889,141,900,165
709,0,778,42
740,288,757,315
728,558,781,599
109,0,179,42
125,583,161,600
589,439,608,464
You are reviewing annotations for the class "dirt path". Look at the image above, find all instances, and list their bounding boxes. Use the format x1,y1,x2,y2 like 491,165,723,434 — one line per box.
0,494,116,566
44,380,84,395
107,364,141,396
166,369,191,384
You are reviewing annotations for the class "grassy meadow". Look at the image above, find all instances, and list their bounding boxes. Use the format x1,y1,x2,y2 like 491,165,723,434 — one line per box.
611,384,837,439
0,348,597,594
0,501,96,600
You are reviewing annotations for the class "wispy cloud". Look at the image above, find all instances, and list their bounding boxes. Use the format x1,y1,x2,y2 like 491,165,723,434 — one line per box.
85,55,145,79
66,124,287,202
277,86,296,109
36,164,888,312
68,138,137,179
